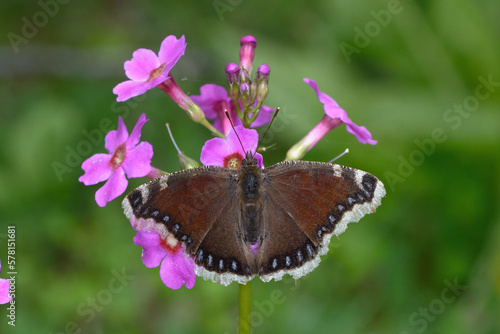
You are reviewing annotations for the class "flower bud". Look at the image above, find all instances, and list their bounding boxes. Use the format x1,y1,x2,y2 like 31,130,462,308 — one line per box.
225,63,240,100
238,67,251,85
256,64,270,103
239,82,253,108
239,35,257,73
256,64,270,82
178,151,200,170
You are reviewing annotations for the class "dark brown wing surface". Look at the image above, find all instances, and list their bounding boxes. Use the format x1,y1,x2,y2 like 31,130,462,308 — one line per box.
256,160,385,281
122,166,256,283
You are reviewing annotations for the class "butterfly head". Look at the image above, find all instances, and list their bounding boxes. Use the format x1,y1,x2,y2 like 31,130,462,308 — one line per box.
242,151,258,167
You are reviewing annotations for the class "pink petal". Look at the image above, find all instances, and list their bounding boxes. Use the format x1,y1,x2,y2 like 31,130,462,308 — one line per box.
200,137,231,167
251,105,274,128
190,84,229,119
94,168,128,207
133,231,166,268
148,73,171,89
303,78,340,108
210,118,227,136
330,109,377,144
346,123,378,145
159,250,196,289
79,153,113,185
113,80,155,102
158,35,187,72
124,49,161,82
126,113,148,147
212,104,241,136
229,125,259,153
121,141,153,178
105,117,129,153
253,152,265,168
0,279,12,304
200,125,262,167
324,105,348,121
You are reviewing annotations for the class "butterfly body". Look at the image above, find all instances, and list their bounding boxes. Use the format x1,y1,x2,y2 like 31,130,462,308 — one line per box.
238,159,263,246
123,158,386,286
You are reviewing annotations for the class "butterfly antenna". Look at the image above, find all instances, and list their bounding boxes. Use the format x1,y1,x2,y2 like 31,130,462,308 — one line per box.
328,148,349,163
225,110,246,154
255,107,280,157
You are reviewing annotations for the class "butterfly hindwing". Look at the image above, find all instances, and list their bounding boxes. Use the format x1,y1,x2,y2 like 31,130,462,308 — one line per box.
256,191,320,282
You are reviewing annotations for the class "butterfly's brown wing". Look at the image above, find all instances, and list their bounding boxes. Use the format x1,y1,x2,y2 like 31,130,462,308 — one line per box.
255,190,321,281
122,166,256,285
257,160,385,281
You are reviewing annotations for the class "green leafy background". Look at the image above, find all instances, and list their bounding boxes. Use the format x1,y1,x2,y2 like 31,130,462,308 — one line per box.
1,0,499,333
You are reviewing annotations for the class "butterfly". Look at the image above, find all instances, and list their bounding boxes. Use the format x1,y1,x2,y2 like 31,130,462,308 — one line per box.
122,152,385,286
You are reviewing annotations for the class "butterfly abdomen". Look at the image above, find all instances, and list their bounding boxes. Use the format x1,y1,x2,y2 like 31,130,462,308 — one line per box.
243,204,260,244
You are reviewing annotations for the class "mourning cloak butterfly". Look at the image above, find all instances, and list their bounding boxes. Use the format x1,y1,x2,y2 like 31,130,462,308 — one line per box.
122,154,385,286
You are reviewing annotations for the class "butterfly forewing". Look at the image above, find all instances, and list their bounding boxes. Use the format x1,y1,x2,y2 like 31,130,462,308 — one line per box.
124,166,235,253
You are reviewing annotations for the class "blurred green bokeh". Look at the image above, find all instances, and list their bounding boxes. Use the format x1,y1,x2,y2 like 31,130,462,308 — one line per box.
1,0,499,333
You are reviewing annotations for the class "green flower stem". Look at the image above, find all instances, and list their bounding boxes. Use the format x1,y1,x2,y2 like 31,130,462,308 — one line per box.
198,117,225,138
245,105,262,127
238,282,252,334
157,79,225,138
232,97,245,122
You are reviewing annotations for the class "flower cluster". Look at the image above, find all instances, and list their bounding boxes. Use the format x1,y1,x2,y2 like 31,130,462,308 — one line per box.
191,36,274,136
79,34,377,290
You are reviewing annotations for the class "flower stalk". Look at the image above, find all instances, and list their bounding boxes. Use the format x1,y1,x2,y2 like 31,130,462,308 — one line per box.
158,79,225,138
238,282,252,334
286,116,342,161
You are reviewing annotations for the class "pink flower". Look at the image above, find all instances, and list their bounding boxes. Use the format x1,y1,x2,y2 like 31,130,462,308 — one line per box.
251,105,275,128
286,79,377,161
200,125,264,170
113,35,187,102
0,260,12,304
304,78,377,145
191,84,241,136
133,229,196,289
191,84,275,136
79,114,153,207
